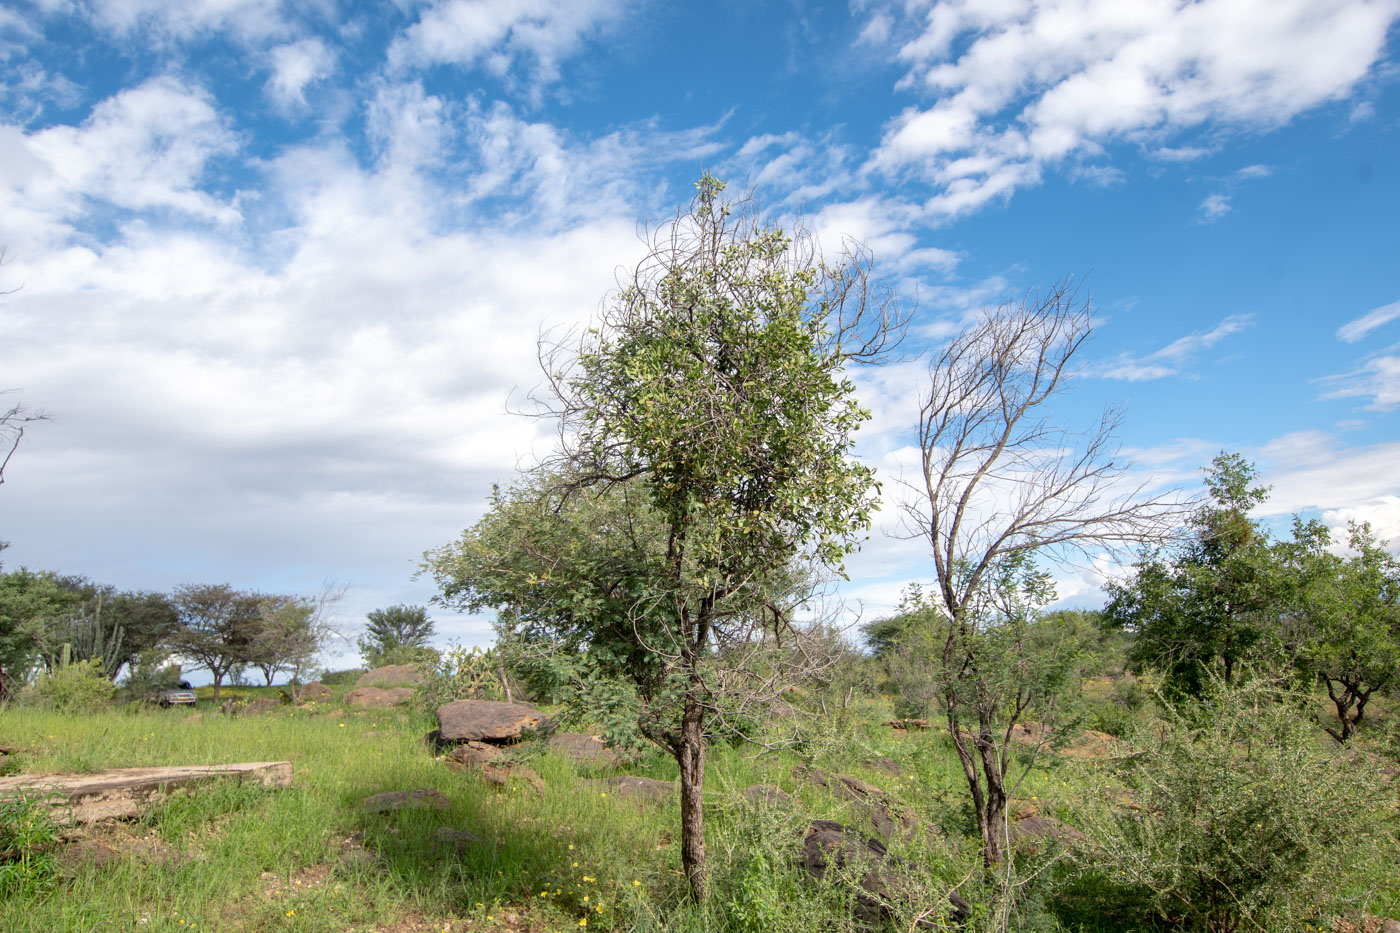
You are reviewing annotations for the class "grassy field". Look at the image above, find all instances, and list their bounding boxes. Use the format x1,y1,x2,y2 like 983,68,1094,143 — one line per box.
1,686,1397,933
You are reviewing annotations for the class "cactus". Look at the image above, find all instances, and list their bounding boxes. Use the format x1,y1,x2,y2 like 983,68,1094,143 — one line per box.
50,595,125,680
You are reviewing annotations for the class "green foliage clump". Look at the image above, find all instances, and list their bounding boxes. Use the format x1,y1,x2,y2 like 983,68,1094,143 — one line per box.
417,643,506,710
358,604,437,668
1071,676,1396,932
317,667,365,686
0,793,61,896
21,658,115,712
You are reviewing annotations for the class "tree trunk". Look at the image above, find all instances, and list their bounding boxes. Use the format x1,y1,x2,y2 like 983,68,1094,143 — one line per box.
211,672,222,703
678,687,708,901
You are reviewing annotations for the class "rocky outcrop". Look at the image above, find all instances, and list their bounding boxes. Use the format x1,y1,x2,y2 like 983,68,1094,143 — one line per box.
548,732,619,765
347,686,416,708
800,820,967,928
0,762,293,824
794,765,921,841
436,700,549,743
445,741,501,769
356,665,421,688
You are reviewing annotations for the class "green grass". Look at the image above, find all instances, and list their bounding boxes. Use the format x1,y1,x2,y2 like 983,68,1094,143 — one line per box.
0,693,1395,933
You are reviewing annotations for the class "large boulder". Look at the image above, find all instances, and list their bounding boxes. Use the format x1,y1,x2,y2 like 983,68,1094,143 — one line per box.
436,700,549,743
298,682,332,701
347,686,415,708
801,821,968,928
356,664,421,688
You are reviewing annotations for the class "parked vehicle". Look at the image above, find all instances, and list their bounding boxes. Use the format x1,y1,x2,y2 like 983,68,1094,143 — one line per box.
151,680,197,707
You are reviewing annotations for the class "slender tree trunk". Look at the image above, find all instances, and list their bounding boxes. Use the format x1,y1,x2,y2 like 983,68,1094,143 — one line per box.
211,671,223,703
678,685,708,901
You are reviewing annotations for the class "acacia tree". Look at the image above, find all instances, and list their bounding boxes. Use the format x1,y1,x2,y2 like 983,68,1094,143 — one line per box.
167,583,263,702
907,284,1179,870
517,174,903,899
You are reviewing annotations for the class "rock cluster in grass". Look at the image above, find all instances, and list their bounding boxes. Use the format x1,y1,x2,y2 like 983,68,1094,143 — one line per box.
355,664,422,687
346,686,416,708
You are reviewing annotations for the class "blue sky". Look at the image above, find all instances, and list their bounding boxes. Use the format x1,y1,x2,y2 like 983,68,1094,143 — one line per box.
2,0,1398,666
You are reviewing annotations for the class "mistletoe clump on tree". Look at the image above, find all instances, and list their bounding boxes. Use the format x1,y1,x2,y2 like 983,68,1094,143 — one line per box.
429,174,904,900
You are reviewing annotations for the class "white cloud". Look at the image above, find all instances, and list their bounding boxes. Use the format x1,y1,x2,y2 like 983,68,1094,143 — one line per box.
266,37,335,110
865,0,1400,217
1321,495,1400,545
1097,313,1253,380
85,0,292,42
2,77,240,236
387,0,629,92
1319,353,1400,410
1198,192,1232,221
1336,298,1400,343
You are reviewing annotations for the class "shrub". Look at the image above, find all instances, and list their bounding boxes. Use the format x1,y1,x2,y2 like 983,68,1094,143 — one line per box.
1070,676,1395,932
317,668,366,686
21,659,115,712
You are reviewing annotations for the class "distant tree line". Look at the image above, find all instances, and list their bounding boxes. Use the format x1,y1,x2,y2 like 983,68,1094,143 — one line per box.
0,573,346,702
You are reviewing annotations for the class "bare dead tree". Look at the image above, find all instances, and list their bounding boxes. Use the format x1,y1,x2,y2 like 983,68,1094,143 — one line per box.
902,280,1185,872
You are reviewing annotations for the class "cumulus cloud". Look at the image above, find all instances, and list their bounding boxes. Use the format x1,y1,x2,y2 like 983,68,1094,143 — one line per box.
387,0,630,93
1,77,240,242
84,0,292,42
266,37,335,110
862,0,1399,217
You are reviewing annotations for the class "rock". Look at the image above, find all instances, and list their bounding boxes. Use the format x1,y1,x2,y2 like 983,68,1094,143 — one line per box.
741,784,796,808
794,766,919,841
298,682,332,701
346,686,416,708
884,718,929,731
0,762,293,824
1009,813,1084,852
548,732,619,765
801,820,891,926
242,697,282,715
865,757,904,776
586,776,674,803
445,741,501,769
800,821,957,928
57,840,121,870
359,788,451,813
433,826,481,850
436,700,549,743
355,664,422,688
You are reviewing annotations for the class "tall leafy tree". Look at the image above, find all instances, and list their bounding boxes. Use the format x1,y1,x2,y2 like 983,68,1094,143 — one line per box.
0,568,74,698
1107,453,1278,695
357,604,435,667
445,174,903,899
1278,519,1400,742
